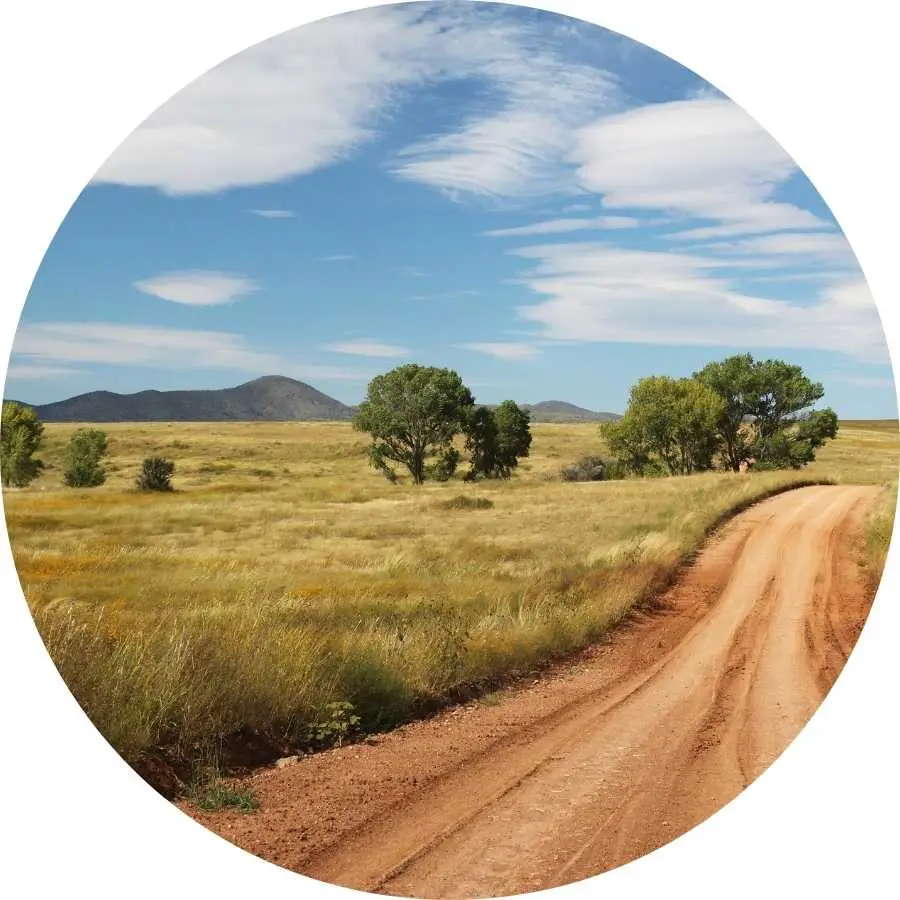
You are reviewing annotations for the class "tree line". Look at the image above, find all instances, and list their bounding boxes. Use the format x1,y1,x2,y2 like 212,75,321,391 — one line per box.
1,352,838,491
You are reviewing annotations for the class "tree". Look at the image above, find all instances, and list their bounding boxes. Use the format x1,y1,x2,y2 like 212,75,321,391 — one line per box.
137,457,175,491
601,376,724,476
463,406,498,481
353,365,475,485
464,401,532,480
752,407,839,469
693,353,758,472
1,401,45,487
63,428,108,487
695,354,837,470
492,400,533,478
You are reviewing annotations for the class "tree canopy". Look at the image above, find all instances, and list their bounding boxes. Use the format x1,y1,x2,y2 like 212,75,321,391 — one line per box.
465,400,532,480
63,428,109,487
1,402,45,488
353,364,475,484
602,376,724,476
695,354,836,470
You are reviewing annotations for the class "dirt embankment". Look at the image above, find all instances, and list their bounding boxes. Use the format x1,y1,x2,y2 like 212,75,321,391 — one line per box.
185,484,879,898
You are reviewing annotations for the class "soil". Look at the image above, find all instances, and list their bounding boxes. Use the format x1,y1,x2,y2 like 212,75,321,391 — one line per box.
181,484,879,898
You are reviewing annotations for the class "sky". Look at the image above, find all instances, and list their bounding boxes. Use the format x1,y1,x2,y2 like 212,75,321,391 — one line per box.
6,1,896,418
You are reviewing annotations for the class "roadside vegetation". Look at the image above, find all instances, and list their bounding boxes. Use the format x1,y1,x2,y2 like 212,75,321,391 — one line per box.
2,358,897,792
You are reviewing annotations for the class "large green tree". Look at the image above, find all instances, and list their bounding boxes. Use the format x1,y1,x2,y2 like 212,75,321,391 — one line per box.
1,401,45,487
353,364,475,484
695,354,837,470
602,376,724,476
465,400,532,480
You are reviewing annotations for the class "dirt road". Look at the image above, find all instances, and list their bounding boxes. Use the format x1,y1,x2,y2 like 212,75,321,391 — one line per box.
187,484,879,897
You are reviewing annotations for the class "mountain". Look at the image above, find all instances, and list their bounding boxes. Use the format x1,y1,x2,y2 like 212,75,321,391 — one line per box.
17,376,355,422
521,401,620,423
7,378,621,424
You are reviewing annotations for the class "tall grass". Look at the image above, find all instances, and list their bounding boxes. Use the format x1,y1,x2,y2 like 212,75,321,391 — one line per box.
865,481,898,591
7,420,899,783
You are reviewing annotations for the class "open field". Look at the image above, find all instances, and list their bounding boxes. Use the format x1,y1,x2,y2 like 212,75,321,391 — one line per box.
3,419,898,784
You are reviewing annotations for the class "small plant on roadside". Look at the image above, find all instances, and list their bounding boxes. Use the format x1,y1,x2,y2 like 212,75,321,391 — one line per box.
188,772,258,812
302,700,361,748
137,456,175,492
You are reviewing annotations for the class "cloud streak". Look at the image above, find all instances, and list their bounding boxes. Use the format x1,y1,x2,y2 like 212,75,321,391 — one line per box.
459,342,540,361
324,339,410,358
511,241,885,360
484,216,641,237
12,322,368,381
134,271,259,306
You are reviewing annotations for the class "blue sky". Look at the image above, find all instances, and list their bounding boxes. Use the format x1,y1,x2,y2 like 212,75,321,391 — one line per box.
7,1,896,417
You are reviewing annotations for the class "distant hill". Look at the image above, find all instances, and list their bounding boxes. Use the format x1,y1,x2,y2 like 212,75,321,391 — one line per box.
14,376,355,422
521,401,620,423
7,378,622,424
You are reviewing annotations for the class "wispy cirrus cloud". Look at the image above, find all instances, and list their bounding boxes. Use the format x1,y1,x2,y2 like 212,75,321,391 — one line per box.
134,270,259,306
4,363,85,381
458,342,540,361
317,254,355,263
511,241,885,360
483,216,641,237
248,209,295,219
324,339,410,358
91,4,617,201
570,97,832,238
11,322,367,381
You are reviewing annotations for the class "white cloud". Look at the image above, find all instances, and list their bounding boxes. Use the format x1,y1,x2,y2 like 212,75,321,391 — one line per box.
11,322,367,381
459,342,540,361
134,271,258,306
248,209,295,219
390,28,620,200
317,254,355,263
484,216,641,237
511,242,886,360
324,339,410,358
91,4,617,200
570,97,831,237
4,363,85,381
701,231,856,261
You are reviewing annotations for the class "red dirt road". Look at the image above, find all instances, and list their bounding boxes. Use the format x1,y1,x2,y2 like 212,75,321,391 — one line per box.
185,484,879,898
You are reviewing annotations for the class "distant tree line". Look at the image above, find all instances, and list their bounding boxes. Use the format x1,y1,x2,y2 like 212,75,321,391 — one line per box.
1,401,175,491
2,352,839,492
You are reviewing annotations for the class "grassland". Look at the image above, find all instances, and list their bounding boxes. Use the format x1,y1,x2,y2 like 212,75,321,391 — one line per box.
3,419,898,785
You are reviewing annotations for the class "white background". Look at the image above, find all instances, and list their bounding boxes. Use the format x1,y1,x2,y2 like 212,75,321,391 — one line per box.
1,1,897,897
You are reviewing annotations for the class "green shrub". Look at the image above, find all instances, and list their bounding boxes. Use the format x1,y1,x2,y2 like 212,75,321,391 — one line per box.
137,457,175,492
561,456,607,482
440,495,494,510
63,428,108,488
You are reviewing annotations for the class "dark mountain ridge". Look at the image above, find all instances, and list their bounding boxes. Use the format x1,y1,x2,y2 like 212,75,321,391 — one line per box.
6,376,622,423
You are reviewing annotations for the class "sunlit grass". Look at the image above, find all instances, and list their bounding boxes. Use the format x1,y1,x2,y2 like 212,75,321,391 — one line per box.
5,419,898,772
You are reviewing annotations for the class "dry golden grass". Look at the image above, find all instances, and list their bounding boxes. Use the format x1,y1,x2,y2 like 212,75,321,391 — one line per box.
4,418,898,770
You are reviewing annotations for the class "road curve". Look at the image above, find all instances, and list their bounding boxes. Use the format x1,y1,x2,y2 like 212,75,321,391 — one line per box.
187,484,879,898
